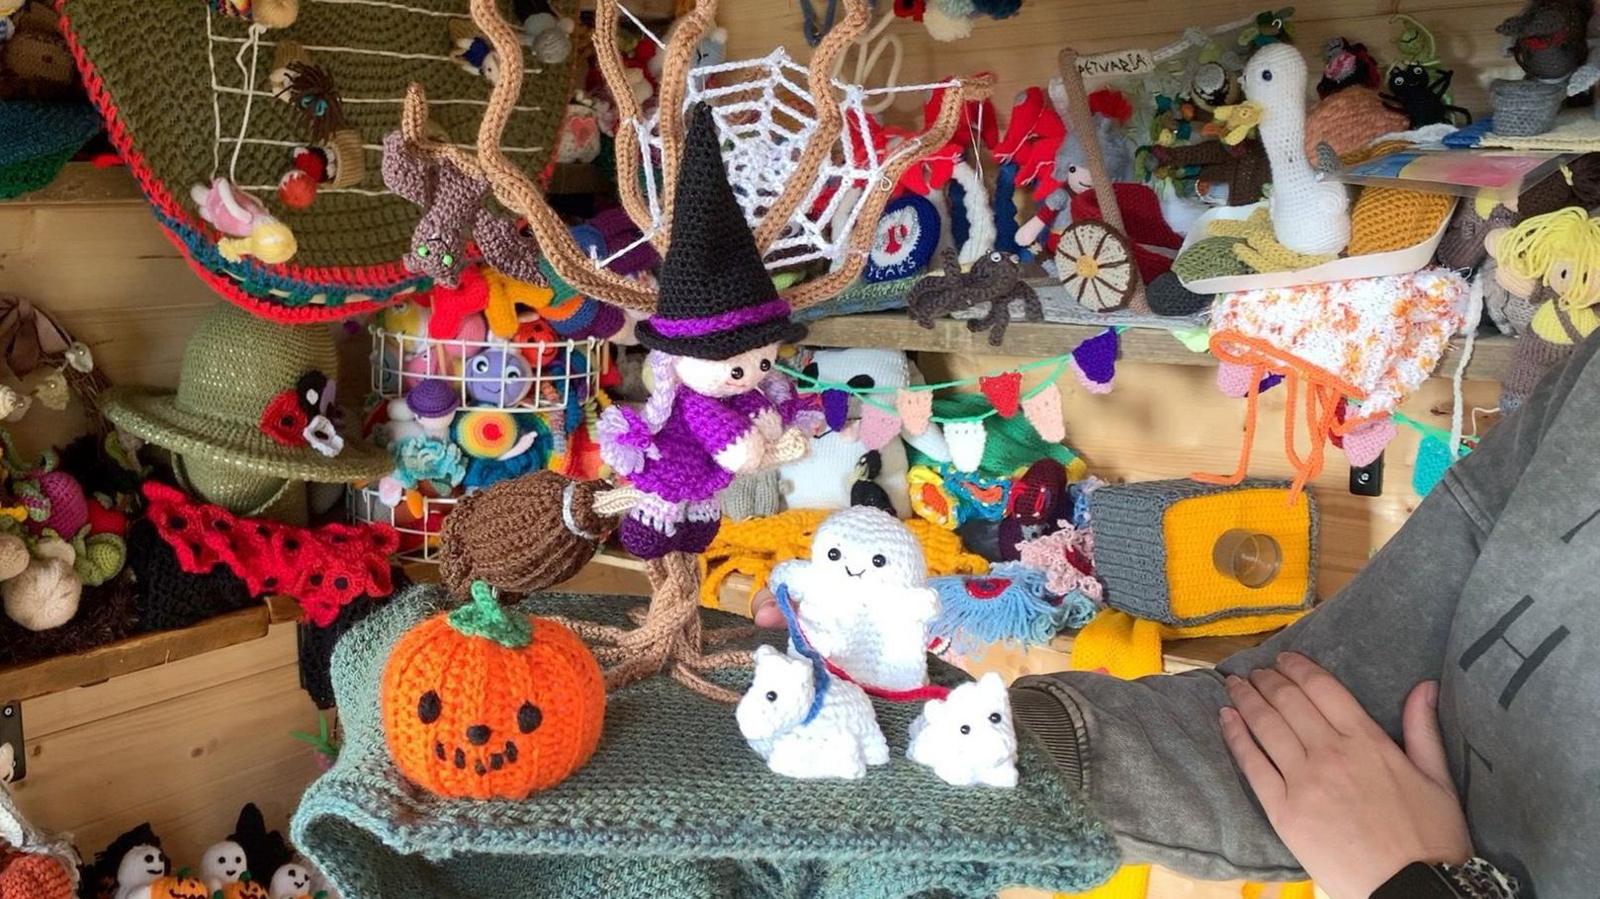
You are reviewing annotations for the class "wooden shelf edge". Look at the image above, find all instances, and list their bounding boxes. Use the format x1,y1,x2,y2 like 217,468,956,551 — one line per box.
802,313,1512,382
0,605,274,703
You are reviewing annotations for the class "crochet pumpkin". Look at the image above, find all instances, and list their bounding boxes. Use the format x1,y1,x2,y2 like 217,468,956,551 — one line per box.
381,582,606,799
0,853,73,899
146,872,211,899
216,876,269,899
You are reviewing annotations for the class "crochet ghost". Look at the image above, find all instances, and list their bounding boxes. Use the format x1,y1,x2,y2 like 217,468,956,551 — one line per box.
113,845,169,899
770,506,940,691
268,862,314,899
736,644,888,780
907,672,1018,788
201,840,249,893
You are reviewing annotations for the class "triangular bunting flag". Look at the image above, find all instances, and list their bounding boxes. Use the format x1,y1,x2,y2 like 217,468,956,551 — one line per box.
979,371,1023,417
1021,384,1065,443
859,402,902,452
946,420,987,472
1341,417,1396,468
821,389,853,432
1071,329,1119,395
895,388,933,436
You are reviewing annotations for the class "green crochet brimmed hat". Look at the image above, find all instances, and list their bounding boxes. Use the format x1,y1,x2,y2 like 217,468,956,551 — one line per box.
104,304,390,487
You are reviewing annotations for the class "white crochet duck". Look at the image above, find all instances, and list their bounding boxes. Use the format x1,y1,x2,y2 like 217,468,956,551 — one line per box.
1239,43,1351,256
770,506,940,692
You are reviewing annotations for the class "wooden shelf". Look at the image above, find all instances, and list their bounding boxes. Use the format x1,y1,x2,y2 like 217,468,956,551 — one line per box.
803,312,1514,383
0,596,303,703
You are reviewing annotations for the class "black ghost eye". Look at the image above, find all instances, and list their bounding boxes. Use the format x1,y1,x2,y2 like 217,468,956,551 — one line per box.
847,374,875,389
1261,69,1273,82
418,690,442,723
989,712,1003,724
826,547,842,561
217,856,226,864
802,362,819,379
765,690,778,702
144,854,155,864
760,359,771,372
518,701,542,733
959,724,972,735
871,554,887,568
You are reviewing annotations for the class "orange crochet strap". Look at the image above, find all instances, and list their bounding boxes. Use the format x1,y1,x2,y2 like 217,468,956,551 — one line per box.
1199,330,1372,497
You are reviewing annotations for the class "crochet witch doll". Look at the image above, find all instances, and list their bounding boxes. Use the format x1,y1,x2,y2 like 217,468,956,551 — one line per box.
598,103,812,560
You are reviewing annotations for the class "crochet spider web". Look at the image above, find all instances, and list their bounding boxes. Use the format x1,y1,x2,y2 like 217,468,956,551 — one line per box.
629,49,930,273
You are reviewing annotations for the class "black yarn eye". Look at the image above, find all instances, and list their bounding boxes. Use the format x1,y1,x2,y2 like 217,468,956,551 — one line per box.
765,690,778,702
418,690,441,723
518,701,542,733
847,374,875,389
333,576,349,591
959,724,972,735
730,366,745,380
989,712,1002,724
827,547,841,561
871,554,887,568
168,515,187,530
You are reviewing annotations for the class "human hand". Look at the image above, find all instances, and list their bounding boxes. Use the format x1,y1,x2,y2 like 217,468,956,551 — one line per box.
1220,653,1471,899
751,587,786,629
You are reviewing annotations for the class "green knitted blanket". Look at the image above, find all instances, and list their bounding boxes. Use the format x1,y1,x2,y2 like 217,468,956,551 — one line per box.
292,587,1119,898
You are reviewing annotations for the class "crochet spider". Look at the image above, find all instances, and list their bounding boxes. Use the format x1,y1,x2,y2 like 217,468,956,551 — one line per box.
1381,64,1471,128
907,248,1042,347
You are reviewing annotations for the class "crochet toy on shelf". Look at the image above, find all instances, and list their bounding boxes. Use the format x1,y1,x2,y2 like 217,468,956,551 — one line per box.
391,0,986,704
1486,207,1600,410
769,506,942,693
1237,43,1351,258
0,781,78,899
778,348,951,518
906,672,1017,788
89,813,332,899
736,643,889,781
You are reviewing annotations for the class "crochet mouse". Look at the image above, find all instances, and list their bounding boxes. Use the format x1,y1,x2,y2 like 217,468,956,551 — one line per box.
770,506,941,692
907,672,1018,788
598,103,810,560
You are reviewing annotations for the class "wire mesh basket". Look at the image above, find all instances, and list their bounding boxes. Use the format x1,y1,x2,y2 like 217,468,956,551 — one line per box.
370,326,609,414
351,486,460,564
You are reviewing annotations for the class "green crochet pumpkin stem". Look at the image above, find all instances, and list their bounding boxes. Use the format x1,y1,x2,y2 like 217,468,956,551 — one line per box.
449,581,532,648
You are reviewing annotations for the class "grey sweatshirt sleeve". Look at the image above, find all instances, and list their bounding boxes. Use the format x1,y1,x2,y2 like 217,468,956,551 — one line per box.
1012,333,1599,882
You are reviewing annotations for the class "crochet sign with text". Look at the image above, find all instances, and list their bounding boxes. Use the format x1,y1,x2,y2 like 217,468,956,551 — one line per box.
780,328,1121,472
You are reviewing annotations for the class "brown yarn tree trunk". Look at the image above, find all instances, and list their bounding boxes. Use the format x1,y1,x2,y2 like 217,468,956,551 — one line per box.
556,551,754,704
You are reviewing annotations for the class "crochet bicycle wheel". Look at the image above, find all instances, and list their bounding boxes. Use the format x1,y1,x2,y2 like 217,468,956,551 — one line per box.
59,0,577,322
1056,220,1136,313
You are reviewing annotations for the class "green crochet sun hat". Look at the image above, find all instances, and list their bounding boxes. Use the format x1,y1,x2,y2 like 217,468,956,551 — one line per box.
293,588,1121,899
103,303,390,491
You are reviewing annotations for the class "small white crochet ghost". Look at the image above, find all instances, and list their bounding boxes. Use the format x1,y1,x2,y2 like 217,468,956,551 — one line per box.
771,506,940,691
269,861,314,899
113,845,168,899
907,672,1019,788
200,840,248,893
737,644,889,780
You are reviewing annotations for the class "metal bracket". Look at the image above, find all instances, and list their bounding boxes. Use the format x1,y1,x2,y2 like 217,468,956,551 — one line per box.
0,701,23,784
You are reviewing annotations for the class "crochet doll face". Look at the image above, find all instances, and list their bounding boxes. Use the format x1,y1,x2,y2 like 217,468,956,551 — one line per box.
115,845,169,892
673,343,781,399
807,506,928,594
201,841,248,886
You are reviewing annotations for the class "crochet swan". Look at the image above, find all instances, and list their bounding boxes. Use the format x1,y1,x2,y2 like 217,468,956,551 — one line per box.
1240,43,1351,256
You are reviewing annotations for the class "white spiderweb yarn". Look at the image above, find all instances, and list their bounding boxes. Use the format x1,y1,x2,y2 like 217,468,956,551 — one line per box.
628,48,953,273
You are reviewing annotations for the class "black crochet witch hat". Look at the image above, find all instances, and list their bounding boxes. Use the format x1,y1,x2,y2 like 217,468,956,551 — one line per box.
635,102,807,360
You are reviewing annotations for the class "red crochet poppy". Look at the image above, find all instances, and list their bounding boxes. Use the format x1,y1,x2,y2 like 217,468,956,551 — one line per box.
260,389,310,446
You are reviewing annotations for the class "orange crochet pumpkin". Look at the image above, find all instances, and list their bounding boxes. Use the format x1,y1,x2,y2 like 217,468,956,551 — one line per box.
217,877,269,899
0,853,74,899
146,872,211,899
381,582,606,799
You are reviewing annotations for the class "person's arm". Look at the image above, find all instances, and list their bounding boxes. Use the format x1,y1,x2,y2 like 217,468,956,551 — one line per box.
1011,331,1600,882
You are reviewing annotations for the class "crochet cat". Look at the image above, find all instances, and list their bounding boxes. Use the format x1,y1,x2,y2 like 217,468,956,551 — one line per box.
907,673,1018,788
770,506,940,691
736,644,888,780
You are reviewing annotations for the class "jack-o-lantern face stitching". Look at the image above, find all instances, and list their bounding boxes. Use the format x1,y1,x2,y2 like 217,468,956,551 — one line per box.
518,701,541,733
417,690,441,723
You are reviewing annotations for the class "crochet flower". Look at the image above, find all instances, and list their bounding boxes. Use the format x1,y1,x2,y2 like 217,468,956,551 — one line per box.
391,436,467,490
1016,523,1103,604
